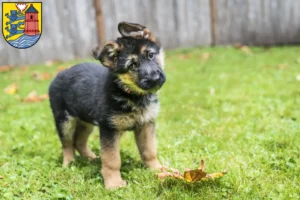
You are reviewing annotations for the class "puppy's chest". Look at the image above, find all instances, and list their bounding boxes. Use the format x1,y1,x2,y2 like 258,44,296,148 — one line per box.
110,102,159,130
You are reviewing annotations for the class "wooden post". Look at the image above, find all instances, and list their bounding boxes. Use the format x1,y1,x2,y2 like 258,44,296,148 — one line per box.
210,0,217,46
94,0,106,44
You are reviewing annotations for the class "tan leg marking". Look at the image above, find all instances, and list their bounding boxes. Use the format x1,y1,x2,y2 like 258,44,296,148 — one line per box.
134,123,162,170
74,121,97,160
62,140,75,167
60,115,77,167
101,133,126,189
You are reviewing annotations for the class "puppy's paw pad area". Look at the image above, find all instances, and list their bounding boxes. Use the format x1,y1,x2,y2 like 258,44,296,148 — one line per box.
105,179,127,189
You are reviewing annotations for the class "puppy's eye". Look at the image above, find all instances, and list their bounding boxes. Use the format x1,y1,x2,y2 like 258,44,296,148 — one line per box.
148,52,155,60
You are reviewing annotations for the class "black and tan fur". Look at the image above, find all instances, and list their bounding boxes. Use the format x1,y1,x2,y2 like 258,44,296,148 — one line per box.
49,22,166,189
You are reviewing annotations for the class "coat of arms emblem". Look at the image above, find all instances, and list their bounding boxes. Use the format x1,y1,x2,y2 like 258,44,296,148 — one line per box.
2,2,42,49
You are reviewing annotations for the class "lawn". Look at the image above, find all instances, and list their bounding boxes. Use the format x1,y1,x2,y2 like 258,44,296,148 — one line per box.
0,46,300,199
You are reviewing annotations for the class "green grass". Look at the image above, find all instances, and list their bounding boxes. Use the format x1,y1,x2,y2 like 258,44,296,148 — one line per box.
1,46,300,199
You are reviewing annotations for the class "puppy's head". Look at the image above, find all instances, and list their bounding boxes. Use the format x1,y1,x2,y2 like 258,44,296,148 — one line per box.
92,22,166,95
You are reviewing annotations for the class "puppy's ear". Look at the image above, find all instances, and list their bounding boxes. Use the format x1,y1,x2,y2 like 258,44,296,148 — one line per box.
118,21,156,42
92,41,119,69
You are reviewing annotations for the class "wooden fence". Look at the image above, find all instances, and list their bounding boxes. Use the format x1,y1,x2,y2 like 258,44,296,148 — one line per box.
1,0,300,66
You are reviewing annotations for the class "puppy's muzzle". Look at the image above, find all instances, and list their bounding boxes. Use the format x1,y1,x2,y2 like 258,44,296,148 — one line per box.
140,69,166,90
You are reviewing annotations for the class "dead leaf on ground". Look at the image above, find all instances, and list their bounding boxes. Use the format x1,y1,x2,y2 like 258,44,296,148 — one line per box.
0,65,12,73
240,46,252,54
179,54,190,60
277,64,287,70
210,87,215,95
233,43,243,49
23,91,49,103
32,72,52,80
157,166,183,180
45,59,63,67
20,65,29,71
56,66,67,73
4,83,18,95
156,160,227,182
200,52,211,61
234,43,252,54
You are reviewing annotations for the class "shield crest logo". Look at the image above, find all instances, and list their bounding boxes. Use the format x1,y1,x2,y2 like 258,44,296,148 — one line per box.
2,2,42,49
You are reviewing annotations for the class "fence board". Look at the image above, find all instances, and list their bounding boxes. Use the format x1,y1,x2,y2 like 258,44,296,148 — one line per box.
215,0,300,45
101,0,211,49
1,0,300,66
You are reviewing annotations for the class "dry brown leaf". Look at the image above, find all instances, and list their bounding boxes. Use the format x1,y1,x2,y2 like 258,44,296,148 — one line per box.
200,52,211,61
277,64,287,70
56,66,67,73
179,54,190,60
0,65,12,73
234,44,252,54
157,166,184,180
233,43,243,49
20,65,29,71
32,72,52,80
240,46,251,54
156,160,227,183
4,83,18,95
23,91,49,103
210,87,215,95
45,59,64,67
39,94,49,100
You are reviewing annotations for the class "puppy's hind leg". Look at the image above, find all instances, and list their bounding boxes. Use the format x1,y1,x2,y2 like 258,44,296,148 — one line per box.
54,112,77,167
74,121,97,160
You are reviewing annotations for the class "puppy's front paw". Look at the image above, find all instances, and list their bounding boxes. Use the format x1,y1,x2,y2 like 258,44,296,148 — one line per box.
146,159,162,170
102,168,127,189
105,178,127,189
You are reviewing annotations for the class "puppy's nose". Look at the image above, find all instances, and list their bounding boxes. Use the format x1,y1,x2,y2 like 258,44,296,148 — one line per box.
141,73,161,89
149,73,160,83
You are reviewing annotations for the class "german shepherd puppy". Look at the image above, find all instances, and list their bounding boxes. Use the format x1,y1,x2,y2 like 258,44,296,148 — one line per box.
49,22,166,189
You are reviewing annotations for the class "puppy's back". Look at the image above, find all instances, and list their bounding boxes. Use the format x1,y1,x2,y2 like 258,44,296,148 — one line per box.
49,62,109,119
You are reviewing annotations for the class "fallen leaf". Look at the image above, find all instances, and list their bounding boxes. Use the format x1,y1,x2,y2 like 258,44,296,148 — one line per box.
0,65,12,73
45,60,54,67
23,91,49,103
233,43,243,48
32,72,52,80
4,83,18,95
240,46,252,54
277,64,287,70
200,52,211,61
179,54,190,60
210,87,215,95
20,65,29,71
45,59,63,67
39,94,49,100
157,166,184,180
56,66,67,73
234,44,252,54
156,160,227,183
